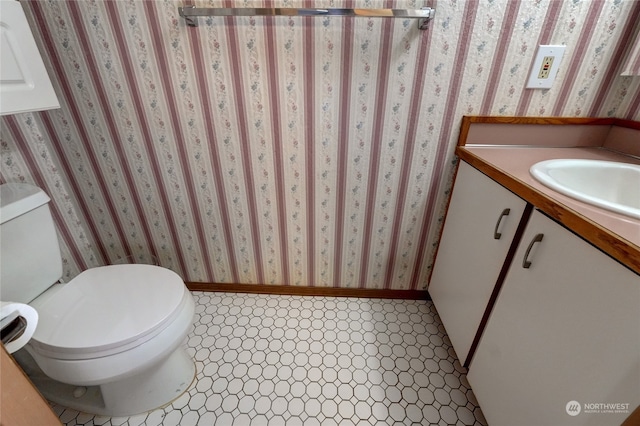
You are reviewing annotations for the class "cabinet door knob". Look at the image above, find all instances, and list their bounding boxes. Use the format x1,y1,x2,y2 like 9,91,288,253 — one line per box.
493,208,511,240
522,233,544,268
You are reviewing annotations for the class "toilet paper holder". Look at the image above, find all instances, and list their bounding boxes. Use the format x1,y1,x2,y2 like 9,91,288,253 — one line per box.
1,311,28,345
0,301,37,353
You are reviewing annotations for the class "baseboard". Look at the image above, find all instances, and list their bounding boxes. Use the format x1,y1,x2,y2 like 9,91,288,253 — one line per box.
185,282,431,300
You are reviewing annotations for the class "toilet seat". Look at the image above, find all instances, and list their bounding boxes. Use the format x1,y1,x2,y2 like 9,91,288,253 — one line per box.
29,265,188,360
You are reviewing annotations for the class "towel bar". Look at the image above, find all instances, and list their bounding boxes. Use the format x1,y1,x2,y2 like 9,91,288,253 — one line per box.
178,5,435,30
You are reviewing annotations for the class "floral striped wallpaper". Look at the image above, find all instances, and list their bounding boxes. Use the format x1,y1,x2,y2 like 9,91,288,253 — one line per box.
621,28,640,76
1,0,639,290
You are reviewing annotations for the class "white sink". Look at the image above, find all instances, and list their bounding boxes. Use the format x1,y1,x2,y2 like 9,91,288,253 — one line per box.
530,159,640,219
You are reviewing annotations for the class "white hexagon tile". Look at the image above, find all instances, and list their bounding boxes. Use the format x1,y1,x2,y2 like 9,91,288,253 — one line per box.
53,292,487,425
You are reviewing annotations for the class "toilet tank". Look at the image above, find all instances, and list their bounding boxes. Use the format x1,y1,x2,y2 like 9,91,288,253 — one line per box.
0,183,63,303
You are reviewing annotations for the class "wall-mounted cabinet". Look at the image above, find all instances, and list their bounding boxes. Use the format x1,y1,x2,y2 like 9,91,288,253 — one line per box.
430,160,640,426
0,0,59,115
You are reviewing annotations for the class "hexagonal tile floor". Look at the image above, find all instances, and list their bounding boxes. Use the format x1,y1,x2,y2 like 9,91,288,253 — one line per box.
53,292,487,425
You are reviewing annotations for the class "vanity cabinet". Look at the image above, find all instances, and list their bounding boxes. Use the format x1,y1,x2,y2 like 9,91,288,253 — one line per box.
1,346,61,425
431,160,640,425
0,0,59,115
429,161,528,365
467,210,640,426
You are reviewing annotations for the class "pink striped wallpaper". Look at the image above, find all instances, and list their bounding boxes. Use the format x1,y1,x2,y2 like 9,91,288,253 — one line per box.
621,29,640,76
1,0,639,290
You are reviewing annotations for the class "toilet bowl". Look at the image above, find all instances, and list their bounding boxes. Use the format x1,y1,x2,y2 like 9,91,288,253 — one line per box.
0,183,197,416
21,264,196,416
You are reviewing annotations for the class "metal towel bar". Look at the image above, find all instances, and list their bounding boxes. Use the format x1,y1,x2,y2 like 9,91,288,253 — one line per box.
178,5,435,30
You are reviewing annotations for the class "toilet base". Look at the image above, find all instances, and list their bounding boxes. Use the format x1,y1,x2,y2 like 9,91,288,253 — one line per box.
15,347,196,417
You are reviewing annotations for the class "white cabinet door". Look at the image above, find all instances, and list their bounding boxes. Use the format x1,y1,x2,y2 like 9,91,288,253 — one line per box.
468,210,640,426
0,0,59,115
429,162,528,364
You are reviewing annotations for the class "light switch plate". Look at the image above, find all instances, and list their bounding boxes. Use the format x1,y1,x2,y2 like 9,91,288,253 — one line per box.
526,45,566,89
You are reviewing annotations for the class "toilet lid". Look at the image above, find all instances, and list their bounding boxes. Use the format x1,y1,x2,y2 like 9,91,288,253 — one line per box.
29,265,188,359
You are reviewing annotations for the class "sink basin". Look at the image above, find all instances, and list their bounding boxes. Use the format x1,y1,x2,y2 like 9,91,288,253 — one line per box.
530,159,640,219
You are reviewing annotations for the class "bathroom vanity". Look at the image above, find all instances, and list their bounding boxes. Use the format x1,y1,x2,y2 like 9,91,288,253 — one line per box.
429,116,640,426
1,346,61,425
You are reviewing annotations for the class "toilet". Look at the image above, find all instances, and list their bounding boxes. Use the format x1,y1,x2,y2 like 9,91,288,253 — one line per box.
0,183,196,416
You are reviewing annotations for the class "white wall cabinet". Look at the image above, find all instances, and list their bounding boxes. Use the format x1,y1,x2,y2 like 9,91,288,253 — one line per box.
467,209,640,426
0,0,59,115
429,161,528,365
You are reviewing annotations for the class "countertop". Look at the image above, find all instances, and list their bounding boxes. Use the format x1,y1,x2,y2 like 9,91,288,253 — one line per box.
456,145,640,275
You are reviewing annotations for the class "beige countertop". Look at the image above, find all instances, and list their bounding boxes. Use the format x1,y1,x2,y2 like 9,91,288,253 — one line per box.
457,145,640,275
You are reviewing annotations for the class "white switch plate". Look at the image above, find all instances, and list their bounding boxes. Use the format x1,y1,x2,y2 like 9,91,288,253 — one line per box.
526,45,566,89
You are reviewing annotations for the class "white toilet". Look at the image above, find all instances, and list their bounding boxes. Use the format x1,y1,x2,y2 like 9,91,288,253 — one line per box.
0,183,196,416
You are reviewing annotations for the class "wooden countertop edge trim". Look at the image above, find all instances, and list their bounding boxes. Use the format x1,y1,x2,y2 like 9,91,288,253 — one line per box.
460,115,617,126
456,147,640,276
456,115,626,148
